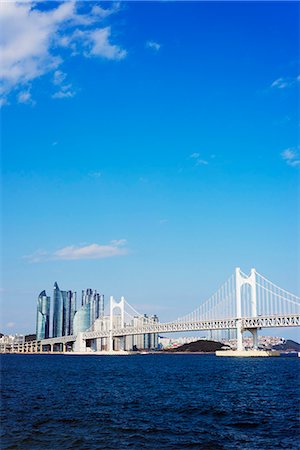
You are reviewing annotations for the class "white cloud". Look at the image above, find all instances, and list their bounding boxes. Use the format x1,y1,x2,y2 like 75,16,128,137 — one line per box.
52,70,75,99
17,89,35,105
6,322,16,328
190,153,208,165
271,78,291,89
24,249,49,263
0,2,126,104
281,148,300,167
24,240,128,262
88,171,102,178
88,27,127,59
52,84,76,99
53,70,67,85
146,40,161,52
270,75,299,90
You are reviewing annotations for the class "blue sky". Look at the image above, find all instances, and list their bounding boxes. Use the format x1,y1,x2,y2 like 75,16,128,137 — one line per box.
1,1,299,339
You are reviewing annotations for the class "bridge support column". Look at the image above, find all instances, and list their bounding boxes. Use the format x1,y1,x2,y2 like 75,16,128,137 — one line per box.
119,336,125,351
109,331,113,352
236,320,244,351
95,338,102,352
250,328,258,349
74,332,86,353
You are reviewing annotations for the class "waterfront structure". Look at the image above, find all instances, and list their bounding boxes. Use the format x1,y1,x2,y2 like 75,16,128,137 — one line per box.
64,291,77,336
36,290,50,340
73,303,90,334
0,334,25,353
130,314,159,350
82,289,104,323
73,289,104,334
146,314,159,349
53,282,77,337
25,267,300,355
53,282,63,337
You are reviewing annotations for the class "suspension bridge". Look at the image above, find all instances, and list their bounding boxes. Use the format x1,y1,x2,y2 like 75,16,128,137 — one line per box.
9,267,300,354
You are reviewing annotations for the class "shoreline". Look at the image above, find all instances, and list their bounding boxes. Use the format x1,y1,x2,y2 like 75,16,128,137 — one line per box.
1,350,299,357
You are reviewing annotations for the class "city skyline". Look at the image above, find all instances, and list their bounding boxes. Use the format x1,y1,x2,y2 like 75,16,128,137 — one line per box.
1,2,299,340
36,282,105,339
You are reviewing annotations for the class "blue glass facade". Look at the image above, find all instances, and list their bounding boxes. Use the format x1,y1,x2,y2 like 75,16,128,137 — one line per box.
53,282,63,337
82,289,104,326
63,290,77,335
73,304,90,334
36,290,50,340
73,289,104,334
53,283,77,337
38,284,102,338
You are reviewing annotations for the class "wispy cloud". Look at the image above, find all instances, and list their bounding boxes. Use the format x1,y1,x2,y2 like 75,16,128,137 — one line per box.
0,2,126,104
270,75,299,90
88,27,127,59
281,148,300,167
146,40,161,52
52,85,76,99
24,240,129,263
52,69,75,99
17,89,35,105
190,153,208,166
88,171,102,178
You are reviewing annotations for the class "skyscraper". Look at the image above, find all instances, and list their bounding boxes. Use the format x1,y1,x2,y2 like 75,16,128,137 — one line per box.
53,282,64,337
36,290,50,340
53,282,77,337
73,304,90,334
73,289,104,334
68,291,77,335
63,291,77,336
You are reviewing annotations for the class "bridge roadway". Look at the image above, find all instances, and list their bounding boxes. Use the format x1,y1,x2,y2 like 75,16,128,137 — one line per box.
40,314,300,346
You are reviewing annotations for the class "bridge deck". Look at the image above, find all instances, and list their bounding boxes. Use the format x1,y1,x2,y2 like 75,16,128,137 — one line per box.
35,314,300,345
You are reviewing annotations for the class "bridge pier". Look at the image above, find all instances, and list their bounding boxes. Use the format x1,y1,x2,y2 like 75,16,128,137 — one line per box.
119,336,125,351
109,331,113,352
95,338,102,351
236,320,244,351
250,328,258,349
74,332,87,353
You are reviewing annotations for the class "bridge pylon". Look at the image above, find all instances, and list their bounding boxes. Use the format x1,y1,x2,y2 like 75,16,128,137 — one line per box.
235,267,258,350
109,296,125,351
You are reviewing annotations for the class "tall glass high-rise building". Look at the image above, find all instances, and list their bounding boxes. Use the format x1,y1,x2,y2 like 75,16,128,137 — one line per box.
53,282,64,337
82,289,104,323
73,304,91,334
73,289,104,334
36,290,50,340
53,282,77,337
63,291,77,335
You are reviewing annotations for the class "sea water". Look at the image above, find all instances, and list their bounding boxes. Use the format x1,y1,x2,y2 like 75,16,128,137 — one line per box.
1,354,299,449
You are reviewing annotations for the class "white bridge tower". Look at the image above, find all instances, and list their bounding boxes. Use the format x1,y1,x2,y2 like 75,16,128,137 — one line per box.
109,296,125,351
235,267,258,351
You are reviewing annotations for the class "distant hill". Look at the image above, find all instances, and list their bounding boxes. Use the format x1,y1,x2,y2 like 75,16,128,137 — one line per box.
168,339,229,353
272,340,300,352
